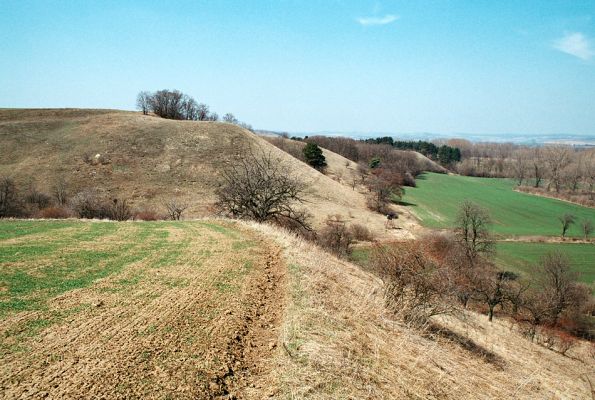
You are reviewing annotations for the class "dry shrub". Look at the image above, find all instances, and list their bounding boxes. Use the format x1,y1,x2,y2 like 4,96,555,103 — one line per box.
72,191,131,220
318,214,353,257
134,210,162,221
371,242,458,327
536,327,577,355
273,213,316,241
38,206,72,219
349,223,374,241
71,190,109,219
108,199,132,221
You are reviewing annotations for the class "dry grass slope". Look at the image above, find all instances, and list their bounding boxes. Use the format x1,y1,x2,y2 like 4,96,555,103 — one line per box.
0,109,410,237
247,222,595,399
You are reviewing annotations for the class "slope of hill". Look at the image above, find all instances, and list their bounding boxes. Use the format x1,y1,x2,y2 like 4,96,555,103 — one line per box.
247,221,595,399
0,109,408,238
2,219,593,399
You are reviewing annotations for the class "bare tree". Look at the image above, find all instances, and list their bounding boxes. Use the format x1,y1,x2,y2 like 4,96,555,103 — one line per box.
196,103,210,121
223,113,238,124
455,200,494,265
532,147,544,188
365,168,403,213
165,199,188,220
534,251,580,325
51,176,69,205
563,160,583,192
136,91,152,115
581,219,593,240
511,149,529,186
558,213,576,237
0,177,21,217
215,148,311,230
544,146,571,192
472,267,519,322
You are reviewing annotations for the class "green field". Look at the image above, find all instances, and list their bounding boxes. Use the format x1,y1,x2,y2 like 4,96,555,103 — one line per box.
496,242,595,285
403,173,595,237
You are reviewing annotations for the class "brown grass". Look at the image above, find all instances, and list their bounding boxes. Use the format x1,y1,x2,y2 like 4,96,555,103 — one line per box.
1,109,421,239
247,222,595,399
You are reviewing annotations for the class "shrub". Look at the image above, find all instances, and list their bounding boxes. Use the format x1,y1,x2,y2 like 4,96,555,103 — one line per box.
108,198,132,221
318,215,353,257
370,242,457,327
25,188,52,209
71,191,110,219
38,206,72,219
349,223,374,241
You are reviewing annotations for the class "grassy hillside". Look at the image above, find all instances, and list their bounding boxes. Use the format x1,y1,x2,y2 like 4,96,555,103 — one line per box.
0,109,398,236
403,172,595,237
496,242,595,284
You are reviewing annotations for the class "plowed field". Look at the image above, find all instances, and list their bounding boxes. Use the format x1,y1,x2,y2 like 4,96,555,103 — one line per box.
0,220,285,399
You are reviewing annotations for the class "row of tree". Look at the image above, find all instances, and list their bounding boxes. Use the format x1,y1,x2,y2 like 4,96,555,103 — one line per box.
136,89,252,130
364,137,462,165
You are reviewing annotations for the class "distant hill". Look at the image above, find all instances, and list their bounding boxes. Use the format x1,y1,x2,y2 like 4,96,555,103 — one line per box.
0,109,409,237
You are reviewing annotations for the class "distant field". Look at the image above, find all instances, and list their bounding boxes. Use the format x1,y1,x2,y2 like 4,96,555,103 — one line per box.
0,219,282,398
495,242,595,285
403,173,595,237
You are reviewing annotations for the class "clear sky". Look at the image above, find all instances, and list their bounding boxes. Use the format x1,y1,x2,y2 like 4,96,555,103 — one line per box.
1,0,594,136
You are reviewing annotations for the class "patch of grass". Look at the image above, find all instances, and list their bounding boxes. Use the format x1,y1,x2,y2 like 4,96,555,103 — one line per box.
232,240,256,250
200,222,239,239
0,220,77,240
495,242,595,284
404,173,595,237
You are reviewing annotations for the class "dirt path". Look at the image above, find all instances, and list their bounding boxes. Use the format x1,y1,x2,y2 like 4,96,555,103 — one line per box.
496,235,594,244
0,220,286,399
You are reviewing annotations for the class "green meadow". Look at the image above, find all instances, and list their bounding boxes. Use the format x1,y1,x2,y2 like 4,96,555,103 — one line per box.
495,242,595,285
403,172,595,238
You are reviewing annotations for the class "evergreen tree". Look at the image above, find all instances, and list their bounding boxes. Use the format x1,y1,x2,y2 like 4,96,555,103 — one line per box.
303,143,327,169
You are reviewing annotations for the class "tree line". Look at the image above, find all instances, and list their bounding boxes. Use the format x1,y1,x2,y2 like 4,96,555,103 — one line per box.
364,137,462,165
136,89,252,131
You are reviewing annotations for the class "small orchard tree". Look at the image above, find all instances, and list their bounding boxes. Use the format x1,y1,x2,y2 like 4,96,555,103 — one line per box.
302,143,326,170
558,213,576,237
215,148,311,230
581,220,593,240
455,200,494,266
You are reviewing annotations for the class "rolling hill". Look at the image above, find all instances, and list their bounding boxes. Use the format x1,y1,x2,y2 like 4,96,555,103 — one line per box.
0,109,409,238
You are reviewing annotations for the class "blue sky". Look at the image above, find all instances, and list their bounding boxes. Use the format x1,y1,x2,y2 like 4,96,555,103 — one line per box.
1,0,594,136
